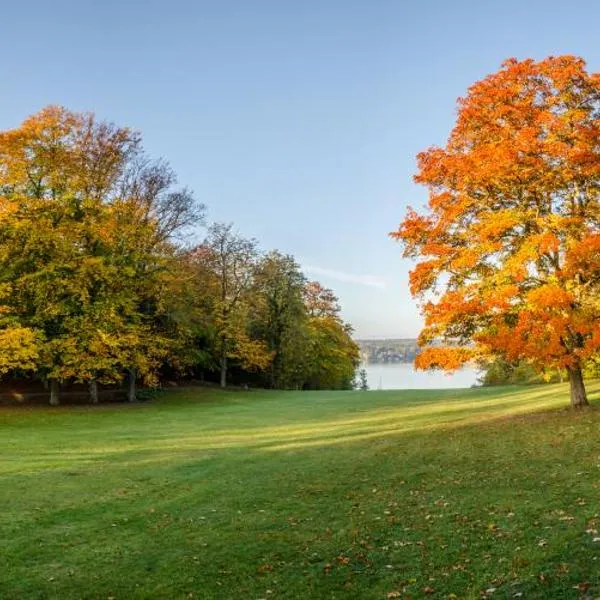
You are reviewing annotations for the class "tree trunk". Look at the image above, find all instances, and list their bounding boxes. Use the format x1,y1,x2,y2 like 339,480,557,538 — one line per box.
128,368,136,402
90,378,99,404
49,380,60,406
270,361,277,389
220,354,227,389
568,366,589,408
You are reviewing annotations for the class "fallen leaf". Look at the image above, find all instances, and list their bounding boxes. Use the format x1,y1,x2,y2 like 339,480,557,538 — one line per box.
573,582,590,592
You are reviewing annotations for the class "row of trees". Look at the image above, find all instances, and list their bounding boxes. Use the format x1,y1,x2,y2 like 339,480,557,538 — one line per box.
0,107,359,404
190,225,359,391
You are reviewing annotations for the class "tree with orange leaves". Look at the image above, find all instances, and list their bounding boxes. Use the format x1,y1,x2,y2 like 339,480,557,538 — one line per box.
392,56,599,408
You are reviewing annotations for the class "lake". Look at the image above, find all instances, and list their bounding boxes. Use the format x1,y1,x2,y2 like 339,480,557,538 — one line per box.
362,363,480,390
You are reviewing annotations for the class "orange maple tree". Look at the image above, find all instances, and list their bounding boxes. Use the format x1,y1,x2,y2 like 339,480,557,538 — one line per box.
392,56,600,407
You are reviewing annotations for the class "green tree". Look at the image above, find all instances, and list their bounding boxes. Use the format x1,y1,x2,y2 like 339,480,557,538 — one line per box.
251,251,309,389
303,282,360,390
304,317,360,390
358,368,369,391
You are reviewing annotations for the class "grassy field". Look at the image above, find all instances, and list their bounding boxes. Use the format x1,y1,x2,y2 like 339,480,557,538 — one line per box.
2,383,600,599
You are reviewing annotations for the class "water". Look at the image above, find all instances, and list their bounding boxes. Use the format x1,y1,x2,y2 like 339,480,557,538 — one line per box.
362,363,480,390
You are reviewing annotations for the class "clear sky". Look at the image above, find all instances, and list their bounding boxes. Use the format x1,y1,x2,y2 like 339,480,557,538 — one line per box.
1,0,598,338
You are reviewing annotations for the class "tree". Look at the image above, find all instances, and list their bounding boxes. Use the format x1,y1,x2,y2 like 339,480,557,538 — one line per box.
303,281,341,318
251,251,309,388
392,56,600,408
358,368,369,391
192,223,271,388
304,317,359,390
302,282,360,390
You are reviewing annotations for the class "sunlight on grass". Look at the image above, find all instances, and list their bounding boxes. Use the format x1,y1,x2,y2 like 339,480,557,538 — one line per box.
2,383,600,599
4,382,598,475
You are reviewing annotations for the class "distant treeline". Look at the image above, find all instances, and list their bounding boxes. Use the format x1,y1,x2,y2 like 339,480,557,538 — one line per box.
0,107,359,404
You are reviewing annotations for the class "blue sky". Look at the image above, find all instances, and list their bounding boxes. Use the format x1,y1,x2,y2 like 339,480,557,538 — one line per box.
1,0,598,338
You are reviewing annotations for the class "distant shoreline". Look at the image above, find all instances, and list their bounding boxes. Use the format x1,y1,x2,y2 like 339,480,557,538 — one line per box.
356,338,419,365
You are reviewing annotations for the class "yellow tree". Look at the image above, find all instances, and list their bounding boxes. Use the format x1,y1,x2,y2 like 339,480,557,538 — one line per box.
392,56,600,408
0,106,202,403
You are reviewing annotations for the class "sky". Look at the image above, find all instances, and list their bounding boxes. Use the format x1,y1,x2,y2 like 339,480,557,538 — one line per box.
1,0,598,338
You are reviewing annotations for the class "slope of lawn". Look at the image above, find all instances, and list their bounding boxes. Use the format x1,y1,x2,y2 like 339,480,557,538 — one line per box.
2,382,600,599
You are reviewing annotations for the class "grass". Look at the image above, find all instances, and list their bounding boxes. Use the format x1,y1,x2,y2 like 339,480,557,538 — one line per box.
2,383,600,599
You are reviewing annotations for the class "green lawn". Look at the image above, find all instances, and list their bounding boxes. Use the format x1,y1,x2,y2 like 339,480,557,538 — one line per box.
2,383,600,599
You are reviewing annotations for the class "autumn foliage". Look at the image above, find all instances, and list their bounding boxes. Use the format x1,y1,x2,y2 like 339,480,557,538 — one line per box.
392,56,600,407
0,107,359,402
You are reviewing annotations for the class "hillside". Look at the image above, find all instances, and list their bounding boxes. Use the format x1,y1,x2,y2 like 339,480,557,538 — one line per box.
2,384,600,599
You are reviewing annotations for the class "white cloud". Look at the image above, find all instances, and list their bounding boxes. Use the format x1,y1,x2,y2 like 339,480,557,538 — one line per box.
303,265,387,289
